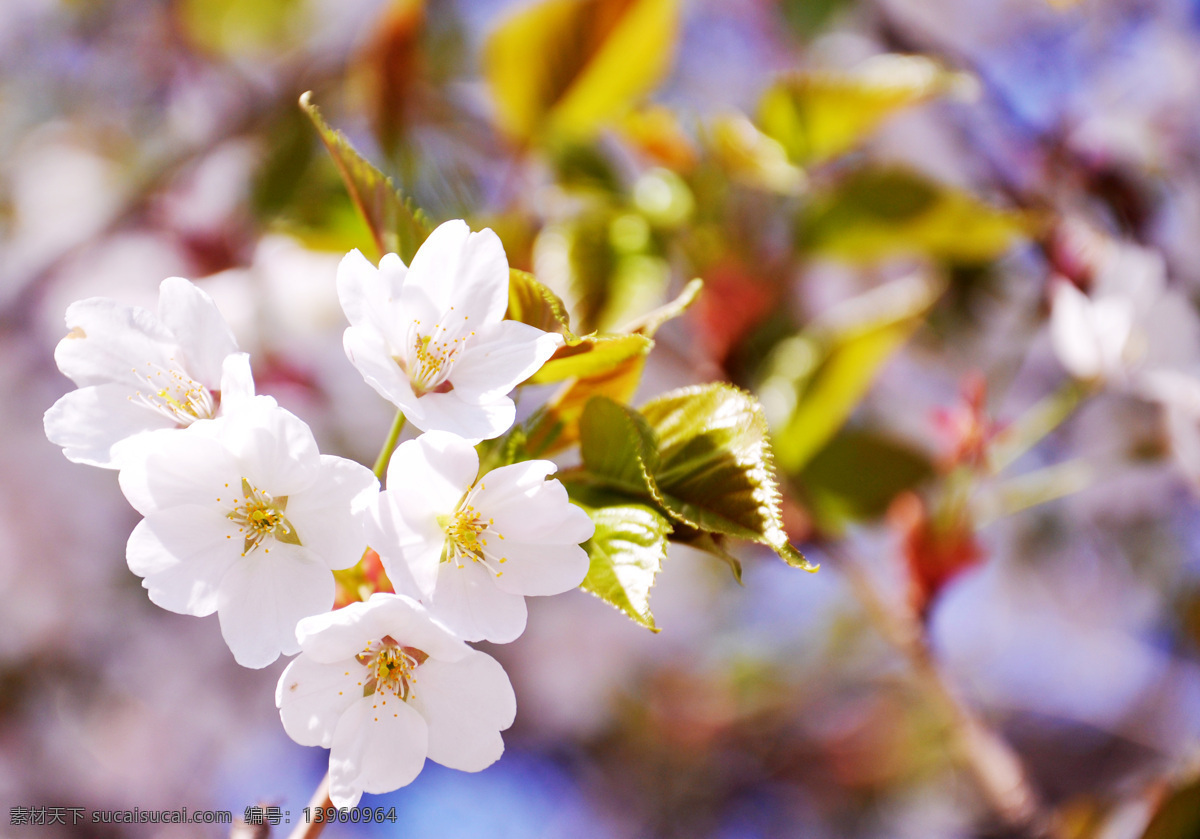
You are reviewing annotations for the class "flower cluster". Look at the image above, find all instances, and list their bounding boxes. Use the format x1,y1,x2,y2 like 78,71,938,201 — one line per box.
45,221,594,808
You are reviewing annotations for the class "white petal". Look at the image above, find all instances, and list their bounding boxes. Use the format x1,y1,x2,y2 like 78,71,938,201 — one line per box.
285,455,378,571
329,698,427,808
449,321,562,401
475,465,595,543
373,432,479,595
216,397,320,496
367,492,444,601
428,561,527,643
276,654,364,748
156,277,239,387
297,594,469,665
407,390,516,441
343,326,422,413
413,652,515,772
1050,281,1104,380
127,505,242,616
117,427,239,515
216,543,334,668
217,352,256,414
337,249,408,333
44,383,175,469
54,297,177,388
486,540,590,597
406,221,509,324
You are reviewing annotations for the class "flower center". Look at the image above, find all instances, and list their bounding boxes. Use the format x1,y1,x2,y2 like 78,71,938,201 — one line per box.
356,636,428,701
129,360,217,426
440,487,507,576
401,312,475,397
225,478,301,556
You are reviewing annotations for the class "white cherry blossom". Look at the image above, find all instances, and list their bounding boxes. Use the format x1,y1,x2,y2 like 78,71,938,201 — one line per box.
276,593,516,809
44,276,255,468
337,220,562,442
367,431,594,644
117,395,378,668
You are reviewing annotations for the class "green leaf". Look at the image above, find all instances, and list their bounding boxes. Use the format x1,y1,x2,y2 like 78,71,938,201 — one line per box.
798,429,934,529
640,384,813,569
527,352,647,455
766,272,944,474
579,396,661,497
530,333,653,384
759,55,971,166
299,92,433,263
571,488,671,631
799,166,1030,263
620,277,703,337
676,530,743,583
507,268,575,338
485,0,681,144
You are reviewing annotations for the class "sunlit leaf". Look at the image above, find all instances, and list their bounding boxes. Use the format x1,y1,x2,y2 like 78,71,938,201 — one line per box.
571,487,671,630
579,395,661,497
485,0,680,144
710,113,807,195
507,268,574,338
799,166,1030,263
181,0,305,56
525,350,647,455
759,55,973,166
640,384,813,569
676,530,743,583
766,272,944,474
531,333,653,384
620,277,703,336
299,92,433,262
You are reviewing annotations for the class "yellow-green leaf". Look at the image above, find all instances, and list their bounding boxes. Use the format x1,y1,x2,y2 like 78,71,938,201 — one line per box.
572,489,671,631
299,92,433,263
507,268,574,338
485,0,680,144
579,396,661,497
640,384,812,569
530,333,653,384
799,166,1030,263
765,273,944,474
759,55,973,166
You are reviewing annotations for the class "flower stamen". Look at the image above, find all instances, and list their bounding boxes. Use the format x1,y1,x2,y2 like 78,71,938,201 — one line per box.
129,360,216,426
356,636,429,701
226,478,301,556
441,493,507,576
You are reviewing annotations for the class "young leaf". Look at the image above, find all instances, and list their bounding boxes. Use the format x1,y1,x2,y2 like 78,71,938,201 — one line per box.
766,273,943,474
530,333,653,384
507,268,575,338
759,55,971,166
579,395,661,498
620,277,704,336
525,350,647,455
640,384,813,569
299,91,433,262
570,488,672,631
798,166,1030,264
485,0,681,144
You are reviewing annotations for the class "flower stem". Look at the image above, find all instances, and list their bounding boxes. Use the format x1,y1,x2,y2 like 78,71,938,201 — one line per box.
372,411,408,481
286,773,332,839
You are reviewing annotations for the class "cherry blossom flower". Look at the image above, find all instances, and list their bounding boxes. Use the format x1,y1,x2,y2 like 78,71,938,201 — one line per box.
276,593,516,809
1048,239,1199,386
367,431,594,643
117,395,378,668
44,277,255,468
337,220,562,441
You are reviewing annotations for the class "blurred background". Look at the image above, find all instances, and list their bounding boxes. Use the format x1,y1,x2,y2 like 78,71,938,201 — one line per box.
6,0,1200,837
